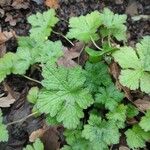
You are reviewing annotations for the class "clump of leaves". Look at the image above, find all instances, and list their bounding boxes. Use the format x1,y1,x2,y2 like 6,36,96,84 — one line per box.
0,9,63,82
113,36,150,94
1,7,150,150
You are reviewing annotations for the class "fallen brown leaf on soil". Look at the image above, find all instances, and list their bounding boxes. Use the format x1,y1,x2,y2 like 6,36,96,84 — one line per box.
57,47,80,67
29,127,48,142
127,118,138,125
134,99,150,112
41,126,61,150
119,146,130,150
45,0,59,9
12,0,29,9
0,92,15,107
109,61,120,80
5,13,17,26
0,83,17,107
0,31,15,45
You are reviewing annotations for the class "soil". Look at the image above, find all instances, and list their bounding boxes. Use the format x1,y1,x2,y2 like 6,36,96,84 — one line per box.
0,0,150,150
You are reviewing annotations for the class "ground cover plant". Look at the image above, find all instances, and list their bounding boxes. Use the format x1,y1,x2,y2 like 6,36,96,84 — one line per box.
0,5,150,150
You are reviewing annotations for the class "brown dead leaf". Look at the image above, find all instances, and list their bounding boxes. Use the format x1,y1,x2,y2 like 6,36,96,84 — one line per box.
0,92,15,107
127,118,138,125
5,13,17,26
0,83,17,107
109,61,120,80
119,146,130,150
0,31,15,45
41,126,61,150
29,127,47,142
134,99,150,112
57,47,80,67
12,0,29,9
45,0,59,9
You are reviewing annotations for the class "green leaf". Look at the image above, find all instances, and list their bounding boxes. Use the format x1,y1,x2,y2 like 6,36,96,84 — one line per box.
67,11,101,43
23,139,44,150
28,9,59,41
126,104,139,118
113,36,150,94
125,125,150,149
27,87,39,104
95,84,124,111
136,36,150,71
84,61,112,93
34,40,63,64
85,47,103,62
82,114,120,150
0,109,8,142
36,64,94,129
61,129,94,150
100,8,127,41
12,47,32,74
139,110,150,132
106,104,127,128
0,52,15,82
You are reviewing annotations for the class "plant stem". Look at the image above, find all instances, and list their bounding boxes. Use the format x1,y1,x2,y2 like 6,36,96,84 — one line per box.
22,75,42,84
52,31,74,46
77,45,85,64
90,36,103,51
6,112,38,126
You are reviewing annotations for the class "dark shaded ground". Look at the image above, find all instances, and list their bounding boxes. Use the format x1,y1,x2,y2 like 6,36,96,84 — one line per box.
0,0,150,150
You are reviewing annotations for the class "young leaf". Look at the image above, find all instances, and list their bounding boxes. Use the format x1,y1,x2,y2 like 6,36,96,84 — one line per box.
125,125,150,149
36,64,94,129
84,61,112,93
28,9,59,41
23,138,44,150
106,104,127,128
67,11,101,43
139,110,150,132
27,87,39,104
85,47,104,62
0,109,8,142
113,36,150,94
95,84,124,111
100,8,127,41
82,114,120,150
0,52,15,82
126,104,139,118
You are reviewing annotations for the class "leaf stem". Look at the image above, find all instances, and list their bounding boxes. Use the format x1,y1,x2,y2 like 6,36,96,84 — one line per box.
90,36,103,51
22,75,42,84
6,112,38,126
52,31,74,46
